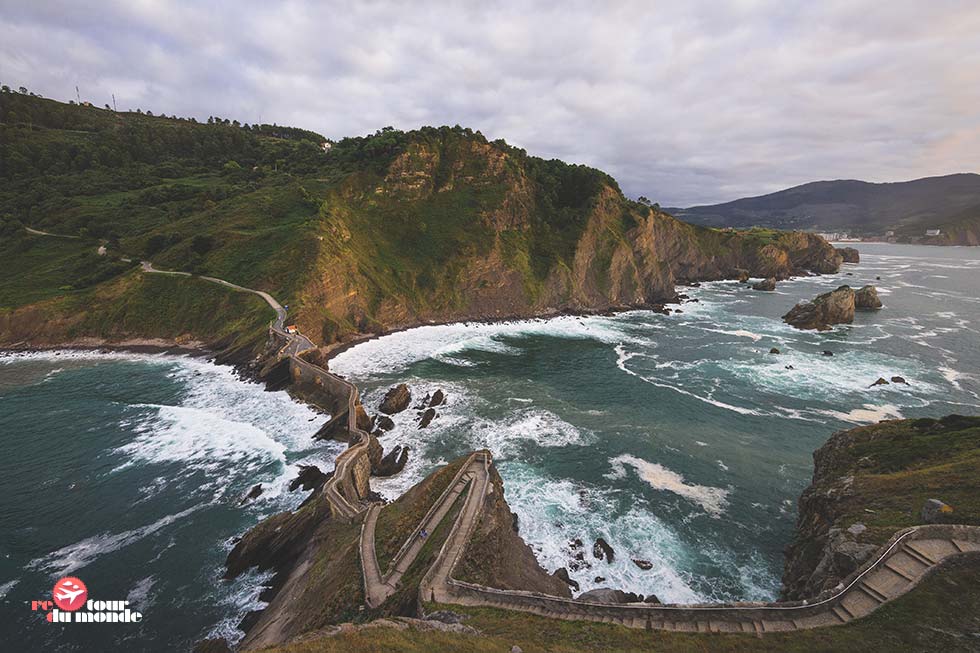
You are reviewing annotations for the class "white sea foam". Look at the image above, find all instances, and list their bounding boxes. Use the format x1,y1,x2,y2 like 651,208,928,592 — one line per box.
817,404,904,424
0,579,18,598
609,454,729,517
330,315,637,377
27,503,207,577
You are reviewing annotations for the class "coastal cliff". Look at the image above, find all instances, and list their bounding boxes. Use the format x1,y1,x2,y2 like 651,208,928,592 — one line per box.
781,415,980,600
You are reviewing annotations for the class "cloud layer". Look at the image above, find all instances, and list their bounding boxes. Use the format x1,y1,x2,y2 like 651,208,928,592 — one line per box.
2,1,978,205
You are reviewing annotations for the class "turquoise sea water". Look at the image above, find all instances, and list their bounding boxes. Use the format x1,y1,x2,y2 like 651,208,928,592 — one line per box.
1,243,978,650
330,243,980,603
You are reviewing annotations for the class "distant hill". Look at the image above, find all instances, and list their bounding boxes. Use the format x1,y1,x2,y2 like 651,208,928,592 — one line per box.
668,174,980,244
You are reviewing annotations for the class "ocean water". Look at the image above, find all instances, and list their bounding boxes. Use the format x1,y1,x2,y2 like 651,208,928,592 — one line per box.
1,244,977,650
0,353,340,651
330,244,980,604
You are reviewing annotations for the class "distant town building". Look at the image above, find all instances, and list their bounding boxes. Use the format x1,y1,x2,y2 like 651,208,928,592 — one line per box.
320,142,332,153
885,230,895,237
925,229,942,236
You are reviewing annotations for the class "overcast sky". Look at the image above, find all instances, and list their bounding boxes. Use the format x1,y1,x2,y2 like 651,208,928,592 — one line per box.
2,1,978,206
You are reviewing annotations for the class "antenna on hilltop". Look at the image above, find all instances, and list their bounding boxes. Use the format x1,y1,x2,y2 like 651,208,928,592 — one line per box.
76,85,81,103
112,94,117,112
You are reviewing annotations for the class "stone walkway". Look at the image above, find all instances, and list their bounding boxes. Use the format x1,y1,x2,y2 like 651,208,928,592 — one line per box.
364,449,980,633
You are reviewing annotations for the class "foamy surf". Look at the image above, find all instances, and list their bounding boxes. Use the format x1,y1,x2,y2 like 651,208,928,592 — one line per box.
608,454,730,517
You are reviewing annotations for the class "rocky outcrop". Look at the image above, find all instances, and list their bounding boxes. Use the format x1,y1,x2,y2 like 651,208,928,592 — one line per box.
782,285,855,330
454,464,573,598
836,247,860,263
289,465,328,492
752,277,776,291
376,415,395,432
577,588,642,604
593,537,615,563
553,567,579,592
418,407,436,428
372,444,410,477
379,384,411,414
855,285,882,309
781,415,980,600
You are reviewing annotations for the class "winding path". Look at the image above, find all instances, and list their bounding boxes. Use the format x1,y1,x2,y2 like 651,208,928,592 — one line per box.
33,223,978,634
363,449,980,633
138,260,371,519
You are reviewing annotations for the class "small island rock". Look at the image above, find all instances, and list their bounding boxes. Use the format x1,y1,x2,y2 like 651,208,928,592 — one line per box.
379,384,412,414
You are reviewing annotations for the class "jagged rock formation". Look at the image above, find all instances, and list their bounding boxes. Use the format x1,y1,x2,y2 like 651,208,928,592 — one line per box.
836,247,860,263
379,384,412,414
373,444,410,477
783,286,856,330
288,465,328,492
855,285,882,309
577,588,642,604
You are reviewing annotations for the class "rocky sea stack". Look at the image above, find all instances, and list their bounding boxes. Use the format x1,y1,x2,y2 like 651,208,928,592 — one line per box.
836,247,861,263
783,284,881,330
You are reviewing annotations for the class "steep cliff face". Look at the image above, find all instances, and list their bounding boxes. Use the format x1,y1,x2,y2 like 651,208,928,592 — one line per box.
781,415,980,600
292,131,842,345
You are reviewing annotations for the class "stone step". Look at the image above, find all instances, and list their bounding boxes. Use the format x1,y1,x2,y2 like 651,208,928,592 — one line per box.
902,543,936,567
831,605,850,623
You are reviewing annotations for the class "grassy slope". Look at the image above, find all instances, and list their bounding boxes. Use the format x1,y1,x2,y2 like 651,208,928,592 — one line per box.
258,554,980,653
815,415,980,545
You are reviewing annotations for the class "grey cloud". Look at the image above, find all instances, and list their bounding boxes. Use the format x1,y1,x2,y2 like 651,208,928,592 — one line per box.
1,0,978,205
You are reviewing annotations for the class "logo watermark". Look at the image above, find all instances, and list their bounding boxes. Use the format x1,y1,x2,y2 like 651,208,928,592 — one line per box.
32,576,143,623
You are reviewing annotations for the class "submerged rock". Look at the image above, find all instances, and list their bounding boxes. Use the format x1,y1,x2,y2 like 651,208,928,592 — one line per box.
379,384,412,414
632,559,653,571
891,376,907,384
769,347,781,354
870,377,890,387
783,286,855,330
240,484,263,505
855,285,882,310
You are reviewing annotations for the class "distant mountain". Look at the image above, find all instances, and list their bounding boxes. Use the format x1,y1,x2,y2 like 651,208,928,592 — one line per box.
668,174,980,244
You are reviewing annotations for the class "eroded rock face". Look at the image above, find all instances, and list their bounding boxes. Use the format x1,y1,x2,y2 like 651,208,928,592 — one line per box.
376,415,395,431
379,384,411,414
289,465,328,492
855,285,882,309
593,537,615,563
836,247,860,263
783,285,855,330
418,407,436,428
553,567,579,591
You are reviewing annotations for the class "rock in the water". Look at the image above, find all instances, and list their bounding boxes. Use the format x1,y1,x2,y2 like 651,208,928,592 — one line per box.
921,498,954,523
418,407,436,429
769,347,781,354
736,268,750,283
643,594,662,604
429,389,446,407
836,247,860,263
823,350,834,357
783,286,856,330
577,588,641,604
373,445,410,477
289,465,328,492
890,376,907,384
869,377,890,387
379,383,412,414
376,415,395,431
855,285,882,310
753,277,776,291
553,567,579,591
594,576,606,583
239,483,263,505
632,559,653,570
593,537,615,563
